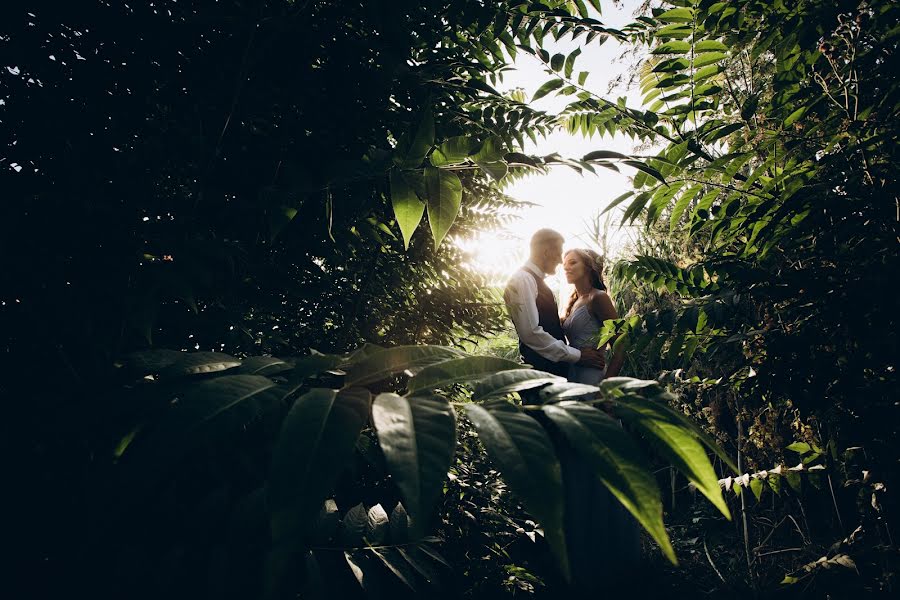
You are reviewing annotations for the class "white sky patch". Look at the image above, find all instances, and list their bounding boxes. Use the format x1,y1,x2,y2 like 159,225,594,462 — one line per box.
458,0,653,293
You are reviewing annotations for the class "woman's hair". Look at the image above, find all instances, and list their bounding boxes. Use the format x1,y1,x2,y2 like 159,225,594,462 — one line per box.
564,248,607,319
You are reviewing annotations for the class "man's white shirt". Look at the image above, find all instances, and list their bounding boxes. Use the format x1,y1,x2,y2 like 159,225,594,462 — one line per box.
503,261,581,364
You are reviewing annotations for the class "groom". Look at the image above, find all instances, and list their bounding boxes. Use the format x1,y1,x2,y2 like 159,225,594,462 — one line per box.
504,229,605,376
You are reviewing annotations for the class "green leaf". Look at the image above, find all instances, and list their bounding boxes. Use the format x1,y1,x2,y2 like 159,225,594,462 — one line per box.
656,7,694,23
471,137,508,181
430,136,475,166
366,504,390,544
371,547,417,590
694,64,722,83
537,382,601,402
749,477,764,501
615,396,731,519
783,106,806,127
786,441,812,455
583,150,629,161
237,356,293,376
371,393,457,534
601,190,635,215
158,351,241,378
624,160,667,183
343,345,464,387
693,52,728,68
694,40,728,53
670,184,703,233
390,503,410,543
564,48,581,78
550,53,565,72
652,41,691,55
119,348,182,376
471,369,564,401
425,166,463,247
542,403,676,564
408,356,527,393
532,79,565,101
394,107,435,168
578,71,589,85
122,374,279,473
341,503,368,546
390,167,426,249
268,387,372,544
290,353,343,382
465,402,569,580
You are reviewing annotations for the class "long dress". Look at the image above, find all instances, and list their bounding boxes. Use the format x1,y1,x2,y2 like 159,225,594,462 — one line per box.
559,305,641,594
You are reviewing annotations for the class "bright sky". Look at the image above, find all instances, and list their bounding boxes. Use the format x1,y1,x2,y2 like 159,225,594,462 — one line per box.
456,0,651,290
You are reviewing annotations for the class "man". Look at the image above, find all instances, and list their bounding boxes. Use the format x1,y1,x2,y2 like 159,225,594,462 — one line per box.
504,229,605,377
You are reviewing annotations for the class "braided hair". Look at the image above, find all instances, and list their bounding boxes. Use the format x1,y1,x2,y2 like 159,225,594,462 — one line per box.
563,248,607,319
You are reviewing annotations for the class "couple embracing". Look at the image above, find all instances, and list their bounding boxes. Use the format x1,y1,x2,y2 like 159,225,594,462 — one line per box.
503,228,625,385
503,228,640,594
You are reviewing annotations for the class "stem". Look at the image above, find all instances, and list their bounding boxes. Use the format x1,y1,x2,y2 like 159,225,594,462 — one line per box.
737,413,754,588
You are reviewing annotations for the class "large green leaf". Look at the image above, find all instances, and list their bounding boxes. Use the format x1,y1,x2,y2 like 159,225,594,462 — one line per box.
583,149,629,161
122,374,278,473
694,40,728,53
268,387,371,544
429,136,474,166
471,369,564,401
390,167,426,250
471,136,508,181
289,353,343,382
371,393,457,535
537,381,602,402
652,41,691,54
656,7,694,23
615,395,731,519
342,345,465,386
542,403,676,564
394,106,434,168
424,166,463,248
158,351,241,378
464,402,569,580
532,79,564,101
236,356,292,376
407,356,526,393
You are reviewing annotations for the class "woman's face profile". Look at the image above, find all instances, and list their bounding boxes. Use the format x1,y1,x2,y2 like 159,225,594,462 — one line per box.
563,252,587,284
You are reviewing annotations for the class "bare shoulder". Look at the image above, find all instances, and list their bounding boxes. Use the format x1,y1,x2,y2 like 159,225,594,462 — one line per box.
588,289,617,320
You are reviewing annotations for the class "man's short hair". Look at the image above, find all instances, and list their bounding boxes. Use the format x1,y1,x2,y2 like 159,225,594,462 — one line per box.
530,228,564,253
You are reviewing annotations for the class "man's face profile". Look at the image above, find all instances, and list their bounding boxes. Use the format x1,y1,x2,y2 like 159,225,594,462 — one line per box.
540,240,564,275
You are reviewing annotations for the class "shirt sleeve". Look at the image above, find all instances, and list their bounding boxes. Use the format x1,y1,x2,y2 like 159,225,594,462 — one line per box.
504,271,581,364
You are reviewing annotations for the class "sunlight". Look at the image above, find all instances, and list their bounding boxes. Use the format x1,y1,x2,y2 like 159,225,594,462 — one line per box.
456,0,648,287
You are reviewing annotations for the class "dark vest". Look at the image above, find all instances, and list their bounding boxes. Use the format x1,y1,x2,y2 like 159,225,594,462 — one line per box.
519,268,569,377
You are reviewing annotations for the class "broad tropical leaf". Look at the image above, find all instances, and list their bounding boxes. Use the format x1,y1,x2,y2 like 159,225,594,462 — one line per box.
424,166,463,247
464,402,569,580
407,355,526,393
471,369,564,401
342,345,464,386
615,394,731,519
371,393,457,534
268,387,371,544
390,167,426,249
542,402,676,564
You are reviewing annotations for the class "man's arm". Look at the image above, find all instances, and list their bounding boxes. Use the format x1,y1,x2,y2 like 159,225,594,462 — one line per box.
504,271,581,364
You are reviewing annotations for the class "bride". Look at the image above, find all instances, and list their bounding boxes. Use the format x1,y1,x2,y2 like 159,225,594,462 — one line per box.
557,247,639,593
562,248,625,383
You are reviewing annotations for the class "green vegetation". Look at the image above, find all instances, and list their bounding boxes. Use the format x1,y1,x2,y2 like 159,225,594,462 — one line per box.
2,0,896,597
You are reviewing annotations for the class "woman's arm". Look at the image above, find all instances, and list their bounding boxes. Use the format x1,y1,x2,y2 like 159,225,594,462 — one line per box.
589,291,626,378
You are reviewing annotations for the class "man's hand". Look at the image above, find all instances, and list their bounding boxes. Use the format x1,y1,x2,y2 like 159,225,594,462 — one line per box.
577,347,606,369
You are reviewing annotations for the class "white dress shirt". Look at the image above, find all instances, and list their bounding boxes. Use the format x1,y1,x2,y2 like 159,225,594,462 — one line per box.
504,261,581,364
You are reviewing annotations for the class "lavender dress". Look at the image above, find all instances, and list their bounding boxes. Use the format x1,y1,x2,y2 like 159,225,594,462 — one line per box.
559,304,641,591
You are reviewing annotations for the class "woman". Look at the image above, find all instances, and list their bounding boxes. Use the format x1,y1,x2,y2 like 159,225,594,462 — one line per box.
556,248,640,595
562,248,625,384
